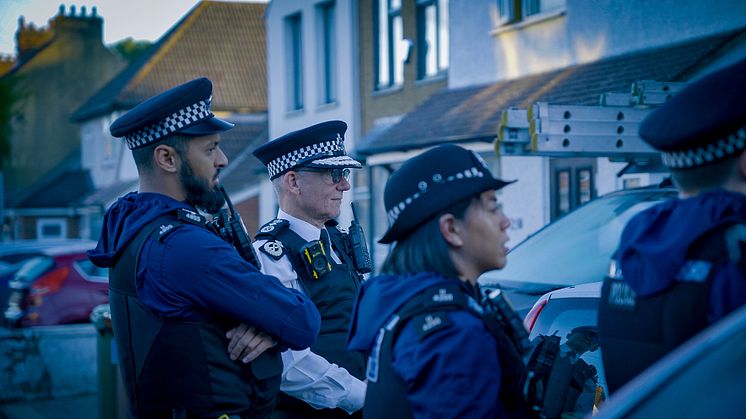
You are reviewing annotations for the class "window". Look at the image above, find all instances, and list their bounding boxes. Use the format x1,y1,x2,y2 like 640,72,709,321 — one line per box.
317,2,337,104
285,13,304,111
416,0,449,79
498,0,564,24
375,0,405,89
37,218,67,240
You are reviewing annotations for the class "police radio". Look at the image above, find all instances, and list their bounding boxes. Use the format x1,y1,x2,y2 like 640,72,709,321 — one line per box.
483,288,531,355
300,240,332,279
209,185,262,270
348,203,373,274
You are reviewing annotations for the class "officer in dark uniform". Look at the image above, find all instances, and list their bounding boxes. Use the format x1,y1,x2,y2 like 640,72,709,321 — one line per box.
347,144,533,418
244,121,367,417
87,78,321,419
598,58,746,394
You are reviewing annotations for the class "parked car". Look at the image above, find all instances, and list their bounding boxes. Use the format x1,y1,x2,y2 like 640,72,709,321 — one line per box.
0,239,108,327
595,303,746,418
479,184,678,317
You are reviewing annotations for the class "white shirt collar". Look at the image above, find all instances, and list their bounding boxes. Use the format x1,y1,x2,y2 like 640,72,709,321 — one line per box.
277,209,325,242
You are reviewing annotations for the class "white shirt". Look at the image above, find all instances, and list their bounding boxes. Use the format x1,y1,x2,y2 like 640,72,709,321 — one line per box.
253,209,366,413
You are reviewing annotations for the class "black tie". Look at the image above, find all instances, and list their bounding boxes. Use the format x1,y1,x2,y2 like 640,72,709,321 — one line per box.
320,228,330,252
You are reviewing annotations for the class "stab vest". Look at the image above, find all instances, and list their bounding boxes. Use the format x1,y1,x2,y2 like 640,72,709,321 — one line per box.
598,222,746,394
256,219,365,380
109,211,282,419
363,282,533,419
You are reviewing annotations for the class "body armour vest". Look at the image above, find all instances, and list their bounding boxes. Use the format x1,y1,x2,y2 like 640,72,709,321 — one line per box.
110,213,282,419
256,218,366,382
363,282,533,419
598,222,746,394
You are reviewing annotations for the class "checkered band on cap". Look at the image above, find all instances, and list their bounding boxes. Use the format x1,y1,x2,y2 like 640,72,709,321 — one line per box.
661,126,746,169
124,98,212,149
266,135,346,178
386,166,486,226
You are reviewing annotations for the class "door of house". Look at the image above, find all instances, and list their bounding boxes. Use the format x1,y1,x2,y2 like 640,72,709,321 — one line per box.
550,158,597,221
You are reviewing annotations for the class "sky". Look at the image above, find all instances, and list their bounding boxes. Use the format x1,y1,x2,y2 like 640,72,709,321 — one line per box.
0,0,265,56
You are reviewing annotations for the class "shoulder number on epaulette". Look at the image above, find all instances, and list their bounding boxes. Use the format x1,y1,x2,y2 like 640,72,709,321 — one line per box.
256,218,289,237
177,208,206,226
412,311,452,341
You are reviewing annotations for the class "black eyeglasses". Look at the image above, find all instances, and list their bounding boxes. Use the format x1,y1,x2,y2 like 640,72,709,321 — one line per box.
295,168,351,184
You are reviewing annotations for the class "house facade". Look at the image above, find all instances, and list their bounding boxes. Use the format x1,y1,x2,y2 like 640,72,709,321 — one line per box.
1,5,126,240
3,1,272,241
359,0,746,260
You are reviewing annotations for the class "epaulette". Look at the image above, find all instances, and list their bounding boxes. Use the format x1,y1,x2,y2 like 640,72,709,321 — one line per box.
256,218,290,238
177,208,206,227
411,311,452,341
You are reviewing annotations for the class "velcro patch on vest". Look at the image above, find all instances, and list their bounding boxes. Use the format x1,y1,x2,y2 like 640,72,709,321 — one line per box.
412,312,452,341
606,281,637,311
366,328,386,383
259,240,285,260
176,208,206,226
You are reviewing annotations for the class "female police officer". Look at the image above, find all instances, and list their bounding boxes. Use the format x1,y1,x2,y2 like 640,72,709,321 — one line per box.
347,144,532,418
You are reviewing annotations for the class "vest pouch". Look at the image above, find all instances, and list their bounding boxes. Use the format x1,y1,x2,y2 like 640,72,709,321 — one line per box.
599,276,707,393
250,347,283,379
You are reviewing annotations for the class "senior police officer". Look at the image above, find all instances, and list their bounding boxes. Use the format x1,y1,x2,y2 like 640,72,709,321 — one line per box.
598,58,746,394
234,120,367,417
87,77,321,418
347,144,535,418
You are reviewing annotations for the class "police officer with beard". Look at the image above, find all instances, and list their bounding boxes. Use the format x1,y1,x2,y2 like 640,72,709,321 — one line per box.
87,78,321,418
598,58,746,393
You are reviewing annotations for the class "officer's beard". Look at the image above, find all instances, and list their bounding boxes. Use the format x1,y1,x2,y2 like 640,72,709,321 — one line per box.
180,158,225,214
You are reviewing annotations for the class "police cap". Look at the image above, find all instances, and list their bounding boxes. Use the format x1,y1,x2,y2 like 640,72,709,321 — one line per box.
379,144,514,244
639,58,746,169
109,77,234,149
253,120,362,180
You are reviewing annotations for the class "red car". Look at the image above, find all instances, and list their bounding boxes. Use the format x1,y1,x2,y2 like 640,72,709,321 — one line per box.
0,239,108,327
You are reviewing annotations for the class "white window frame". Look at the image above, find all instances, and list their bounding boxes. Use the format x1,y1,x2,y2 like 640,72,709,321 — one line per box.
375,0,405,90
316,1,337,105
37,218,67,240
416,0,449,80
285,13,304,111
498,0,565,26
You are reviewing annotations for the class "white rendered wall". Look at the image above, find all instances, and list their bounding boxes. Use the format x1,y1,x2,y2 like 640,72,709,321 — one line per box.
449,0,746,88
79,112,136,189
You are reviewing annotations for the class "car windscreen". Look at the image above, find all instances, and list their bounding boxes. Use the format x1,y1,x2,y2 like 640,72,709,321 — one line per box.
481,189,675,287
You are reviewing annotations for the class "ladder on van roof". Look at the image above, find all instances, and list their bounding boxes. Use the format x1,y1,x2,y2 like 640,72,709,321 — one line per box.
495,80,688,162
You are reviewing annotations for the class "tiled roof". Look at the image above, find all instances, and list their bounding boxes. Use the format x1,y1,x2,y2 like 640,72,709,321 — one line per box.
218,116,269,195
73,1,267,121
13,170,93,208
358,28,746,155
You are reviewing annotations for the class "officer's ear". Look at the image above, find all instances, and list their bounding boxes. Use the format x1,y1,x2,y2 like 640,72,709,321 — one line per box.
439,213,464,248
153,144,181,173
284,171,301,195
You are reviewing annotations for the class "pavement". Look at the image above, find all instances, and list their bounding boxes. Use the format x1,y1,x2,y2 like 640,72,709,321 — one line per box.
0,393,98,419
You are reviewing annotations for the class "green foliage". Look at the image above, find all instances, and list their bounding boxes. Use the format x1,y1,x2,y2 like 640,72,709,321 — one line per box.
112,38,152,63
0,75,21,171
